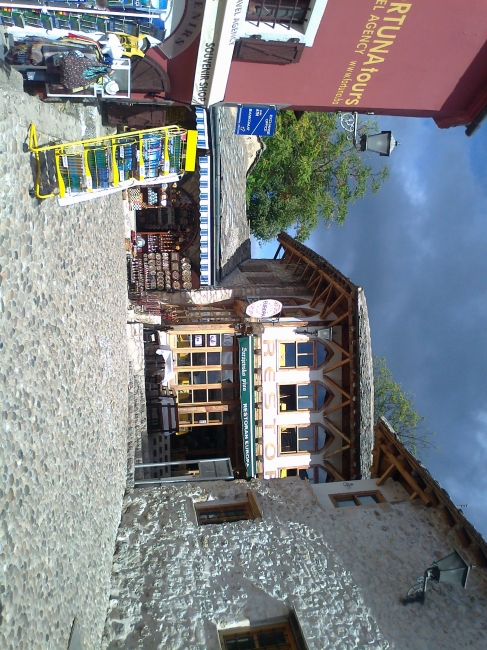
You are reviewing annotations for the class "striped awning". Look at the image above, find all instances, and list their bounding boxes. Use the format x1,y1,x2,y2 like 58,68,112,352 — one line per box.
195,106,209,149
196,107,212,286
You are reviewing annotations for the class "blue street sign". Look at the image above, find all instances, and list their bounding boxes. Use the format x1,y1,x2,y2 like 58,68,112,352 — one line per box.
235,105,277,137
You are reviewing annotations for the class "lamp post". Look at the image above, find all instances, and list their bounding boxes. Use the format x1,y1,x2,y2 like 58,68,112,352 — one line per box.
402,550,472,605
338,112,399,156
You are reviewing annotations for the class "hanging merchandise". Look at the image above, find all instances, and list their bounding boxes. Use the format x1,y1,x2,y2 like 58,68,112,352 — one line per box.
131,241,194,293
0,5,165,40
28,124,198,202
59,52,111,90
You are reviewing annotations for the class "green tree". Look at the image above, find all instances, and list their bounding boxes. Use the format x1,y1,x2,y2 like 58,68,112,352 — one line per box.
247,111,389,242
373,355,437,458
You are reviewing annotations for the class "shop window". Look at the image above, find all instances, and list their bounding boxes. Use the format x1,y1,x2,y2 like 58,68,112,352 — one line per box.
177,370,222,385
330,491,385,508
195,492,261,525
176,333,235,349
279,341,327,368
179,410,226,425
278,384,328,411
176,351,222,367
280,465,328,484
246,0,311,27
279,425,327,454
222,386,238,401
178,388,223,404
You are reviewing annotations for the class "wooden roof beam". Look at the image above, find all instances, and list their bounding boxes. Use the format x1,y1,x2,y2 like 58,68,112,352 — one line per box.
371,444,382,478
379,444,432,506
323,417,351,444
299,263,310,280
274,244,283,260
309,278,323,306
307,271,322,289
323,374,350,400
323,357,350,374
327,310,350,328
329,339,350,358
285,251,295,268
320,292,344,319
323,460,345,482
311,282,330,309
278,238,352,295
376,462,395,486
323,443,350,460
324,399,350,416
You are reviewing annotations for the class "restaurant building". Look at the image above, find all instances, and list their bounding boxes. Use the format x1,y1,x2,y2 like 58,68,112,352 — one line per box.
142,232,373,484
221,232,374,482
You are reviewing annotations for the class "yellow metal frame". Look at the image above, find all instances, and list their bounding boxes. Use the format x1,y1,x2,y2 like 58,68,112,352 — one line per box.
28,123,192,200
185,130,198,172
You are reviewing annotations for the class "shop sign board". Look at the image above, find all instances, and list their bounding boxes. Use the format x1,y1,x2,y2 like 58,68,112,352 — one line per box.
235,106,277,136
246,299,282,319
160,0,205,59
238,336,256,478
225,0,487,125
192,0,246,105
192,0,221,105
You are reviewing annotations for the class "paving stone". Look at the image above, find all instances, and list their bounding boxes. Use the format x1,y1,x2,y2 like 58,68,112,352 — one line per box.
0,67,128,649
218,107,251,279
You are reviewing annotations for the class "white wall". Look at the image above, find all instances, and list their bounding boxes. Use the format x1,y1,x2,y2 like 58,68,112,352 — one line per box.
260,323,345,480
312,477,409,510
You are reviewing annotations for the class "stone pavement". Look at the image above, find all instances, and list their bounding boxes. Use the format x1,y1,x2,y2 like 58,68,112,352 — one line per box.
217,107,252,279
0,66,129,649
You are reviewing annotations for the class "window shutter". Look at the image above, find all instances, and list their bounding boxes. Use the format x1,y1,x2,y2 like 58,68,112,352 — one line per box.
233,38,304,64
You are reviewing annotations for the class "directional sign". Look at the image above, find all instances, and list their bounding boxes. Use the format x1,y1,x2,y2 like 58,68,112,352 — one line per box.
235,106,277,137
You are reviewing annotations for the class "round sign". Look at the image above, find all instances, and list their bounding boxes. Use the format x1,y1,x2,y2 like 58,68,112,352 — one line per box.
246,299,282,320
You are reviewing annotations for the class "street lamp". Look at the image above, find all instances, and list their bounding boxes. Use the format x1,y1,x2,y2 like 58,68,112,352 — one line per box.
338,112,399,156
402,550,472,605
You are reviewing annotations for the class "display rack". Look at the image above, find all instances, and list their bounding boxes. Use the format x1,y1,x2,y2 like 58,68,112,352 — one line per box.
28,123,198,200
132,236,194,293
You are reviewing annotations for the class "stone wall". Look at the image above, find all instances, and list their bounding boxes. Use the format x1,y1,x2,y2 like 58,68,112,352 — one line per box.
221,259,312,295
102,477,487,649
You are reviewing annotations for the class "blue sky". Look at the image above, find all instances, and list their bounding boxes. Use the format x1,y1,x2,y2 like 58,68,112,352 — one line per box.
253,116,487,538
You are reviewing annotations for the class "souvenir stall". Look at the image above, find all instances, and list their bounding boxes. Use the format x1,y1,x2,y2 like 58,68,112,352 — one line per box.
128,181,200,294
28,123,197,202
0,2,166,40
0,1,167,101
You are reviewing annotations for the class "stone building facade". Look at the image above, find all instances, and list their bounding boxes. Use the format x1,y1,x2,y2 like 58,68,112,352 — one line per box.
103,419,487,649
142,233,373,485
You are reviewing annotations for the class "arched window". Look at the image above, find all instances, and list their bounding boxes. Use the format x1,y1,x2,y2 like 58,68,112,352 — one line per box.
278,383,332,412
279,340,330,368
279,424,329,454
279,465,328,483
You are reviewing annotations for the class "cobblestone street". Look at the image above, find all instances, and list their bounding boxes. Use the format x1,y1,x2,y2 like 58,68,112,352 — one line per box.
0,67,128,649
217,107,252,278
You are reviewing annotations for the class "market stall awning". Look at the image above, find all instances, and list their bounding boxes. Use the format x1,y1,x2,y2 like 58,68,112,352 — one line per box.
238,336,256,478
196,106,212,286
